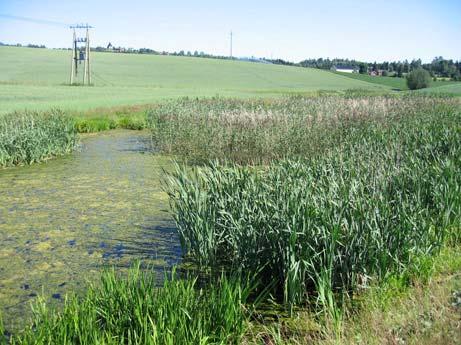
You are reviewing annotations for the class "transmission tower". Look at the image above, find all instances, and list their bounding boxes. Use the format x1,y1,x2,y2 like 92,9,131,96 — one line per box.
70,24,92,85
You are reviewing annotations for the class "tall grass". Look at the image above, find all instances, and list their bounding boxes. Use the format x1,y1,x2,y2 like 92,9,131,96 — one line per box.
8,265,252,345
148,96,457,164
0,110,77,167
165,96,461,311
74,114,147,133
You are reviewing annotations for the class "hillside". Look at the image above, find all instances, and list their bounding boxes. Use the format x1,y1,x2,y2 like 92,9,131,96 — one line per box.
334,71,460,91
0,46,381,114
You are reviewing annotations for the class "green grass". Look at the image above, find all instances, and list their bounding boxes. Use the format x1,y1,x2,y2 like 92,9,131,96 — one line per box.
5,265,253,345
163,96,461,314
334,71,460,91
2,96,461,343
419,82,461,96
0,46,383,114
148,96,453,164
0,110,78,167
74,113,147,132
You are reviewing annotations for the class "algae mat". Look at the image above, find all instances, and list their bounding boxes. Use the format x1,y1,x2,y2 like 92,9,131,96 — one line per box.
0,130,181,330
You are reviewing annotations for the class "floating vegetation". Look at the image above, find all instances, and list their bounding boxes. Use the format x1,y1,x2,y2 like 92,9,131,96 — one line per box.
0,131,179,331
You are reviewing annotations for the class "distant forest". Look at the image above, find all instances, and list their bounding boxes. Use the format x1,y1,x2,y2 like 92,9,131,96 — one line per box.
297,57,461,80
2,41,460,80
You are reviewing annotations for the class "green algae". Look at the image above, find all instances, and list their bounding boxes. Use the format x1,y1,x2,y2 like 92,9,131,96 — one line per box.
0,130,180,331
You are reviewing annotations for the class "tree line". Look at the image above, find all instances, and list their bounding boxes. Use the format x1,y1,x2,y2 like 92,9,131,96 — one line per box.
296,57,461,80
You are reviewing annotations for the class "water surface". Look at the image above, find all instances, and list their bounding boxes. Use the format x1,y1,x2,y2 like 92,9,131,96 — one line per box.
0,130,180,330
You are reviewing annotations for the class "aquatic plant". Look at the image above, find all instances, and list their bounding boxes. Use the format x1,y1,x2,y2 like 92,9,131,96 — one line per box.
0,110,77,167
74,113,147,133
166,96,461,312
148,95,459,164
9,265,252,345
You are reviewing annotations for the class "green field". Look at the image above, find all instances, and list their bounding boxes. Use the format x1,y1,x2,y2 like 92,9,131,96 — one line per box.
419,82,461,95
334,71,459,91
0,46,383,114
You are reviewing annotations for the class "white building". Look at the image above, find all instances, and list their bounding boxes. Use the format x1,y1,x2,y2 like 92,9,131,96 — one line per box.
333,67,357,73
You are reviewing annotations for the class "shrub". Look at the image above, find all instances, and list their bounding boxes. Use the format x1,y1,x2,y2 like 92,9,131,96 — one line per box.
406,68,431,90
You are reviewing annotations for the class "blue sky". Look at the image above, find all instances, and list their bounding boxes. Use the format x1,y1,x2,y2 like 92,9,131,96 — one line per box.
0,0,460,62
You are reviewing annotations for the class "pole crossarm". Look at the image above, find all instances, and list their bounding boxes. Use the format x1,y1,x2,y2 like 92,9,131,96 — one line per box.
69,24,92,85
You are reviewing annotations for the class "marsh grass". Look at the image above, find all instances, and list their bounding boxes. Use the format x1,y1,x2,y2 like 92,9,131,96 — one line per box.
74,113,147,133
8,265,253,345
148,95,457,164
0,110,77,167
165,96,461,316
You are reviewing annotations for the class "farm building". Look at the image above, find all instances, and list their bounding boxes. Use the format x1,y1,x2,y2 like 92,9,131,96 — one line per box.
332,65,357,73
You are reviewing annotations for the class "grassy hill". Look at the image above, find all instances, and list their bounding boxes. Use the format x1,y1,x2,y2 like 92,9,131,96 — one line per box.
418,82,461,95
334,71,459,91
0,46,381,114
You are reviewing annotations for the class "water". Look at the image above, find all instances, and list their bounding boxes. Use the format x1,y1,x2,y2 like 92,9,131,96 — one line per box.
0,130,181,330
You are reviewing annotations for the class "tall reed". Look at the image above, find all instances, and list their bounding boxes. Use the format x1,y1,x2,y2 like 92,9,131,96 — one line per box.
9,265,252,345
166,96,461,310
148,95,458,164
0,110,77,167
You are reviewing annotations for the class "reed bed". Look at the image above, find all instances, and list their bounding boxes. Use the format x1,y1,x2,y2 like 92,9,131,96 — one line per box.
148,96,457,164
165,96,461,311
0,110,77,167
6,265,252,345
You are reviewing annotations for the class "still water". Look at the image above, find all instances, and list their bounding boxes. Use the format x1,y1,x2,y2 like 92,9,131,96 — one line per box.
0,130,181,330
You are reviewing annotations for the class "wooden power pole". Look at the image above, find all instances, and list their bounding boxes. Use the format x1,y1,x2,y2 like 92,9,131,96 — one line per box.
230,31,233,59
69,24,93,85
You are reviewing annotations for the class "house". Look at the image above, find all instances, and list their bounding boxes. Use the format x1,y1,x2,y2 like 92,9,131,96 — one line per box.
106,42,125,53
369,70,385,76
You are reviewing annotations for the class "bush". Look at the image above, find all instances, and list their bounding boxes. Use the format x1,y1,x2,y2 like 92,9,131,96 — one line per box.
406,68,431,90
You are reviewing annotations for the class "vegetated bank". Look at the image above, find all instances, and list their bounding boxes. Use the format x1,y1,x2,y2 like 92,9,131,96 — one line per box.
2,95,460,344
0,110,77,167
1,266,253,345
0,107,148,168
156,96,461,339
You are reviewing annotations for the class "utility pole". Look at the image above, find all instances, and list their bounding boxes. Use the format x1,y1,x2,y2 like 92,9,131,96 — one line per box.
70,28,76,84
69,24,93,85
230,31,233,59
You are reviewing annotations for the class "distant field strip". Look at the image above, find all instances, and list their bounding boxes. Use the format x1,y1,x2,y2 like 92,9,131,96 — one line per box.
0,46,381,113
334,71,460,91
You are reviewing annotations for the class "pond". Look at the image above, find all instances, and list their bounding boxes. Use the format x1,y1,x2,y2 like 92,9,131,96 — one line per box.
0,130,181,330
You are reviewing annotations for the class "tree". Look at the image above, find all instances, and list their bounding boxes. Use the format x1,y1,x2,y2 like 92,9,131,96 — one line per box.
396,63,404,78
359,63,368,74
406,68,431,90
